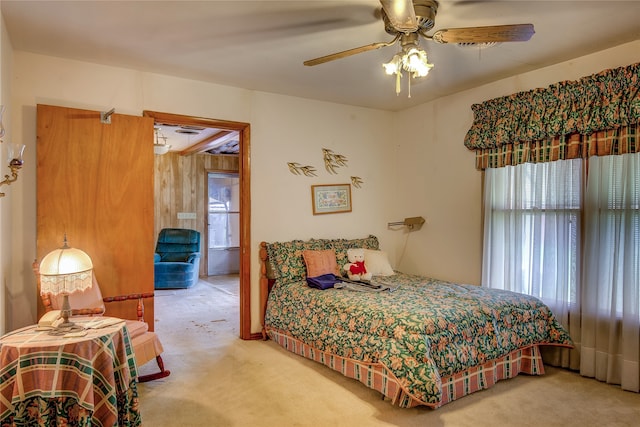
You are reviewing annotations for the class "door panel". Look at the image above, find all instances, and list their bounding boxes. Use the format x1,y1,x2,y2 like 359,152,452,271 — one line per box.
36,104,155,326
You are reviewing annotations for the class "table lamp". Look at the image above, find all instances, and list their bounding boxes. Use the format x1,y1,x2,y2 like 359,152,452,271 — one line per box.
39,236,93,331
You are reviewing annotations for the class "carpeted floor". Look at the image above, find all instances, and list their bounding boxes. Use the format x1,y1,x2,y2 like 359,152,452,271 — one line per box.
137,277,640,427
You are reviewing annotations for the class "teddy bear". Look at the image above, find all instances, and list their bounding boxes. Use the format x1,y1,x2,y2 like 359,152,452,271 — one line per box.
343,248,372,281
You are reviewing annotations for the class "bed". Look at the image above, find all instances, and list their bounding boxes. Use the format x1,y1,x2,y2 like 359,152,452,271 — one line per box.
259,235,573,408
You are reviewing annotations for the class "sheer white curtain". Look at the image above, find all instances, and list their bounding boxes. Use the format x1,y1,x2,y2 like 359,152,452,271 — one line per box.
581,153,640,392
482,159,582,369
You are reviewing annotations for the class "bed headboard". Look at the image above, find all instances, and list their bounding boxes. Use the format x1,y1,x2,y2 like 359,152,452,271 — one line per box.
259,235,380,339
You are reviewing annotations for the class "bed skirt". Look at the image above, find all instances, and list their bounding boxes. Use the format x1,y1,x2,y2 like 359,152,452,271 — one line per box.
266,327,546,408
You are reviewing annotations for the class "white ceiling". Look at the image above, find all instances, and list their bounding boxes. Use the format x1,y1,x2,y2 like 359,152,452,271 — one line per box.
3,1,640,116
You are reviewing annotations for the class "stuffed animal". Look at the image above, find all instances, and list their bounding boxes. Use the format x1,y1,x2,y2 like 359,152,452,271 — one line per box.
343,248,372,281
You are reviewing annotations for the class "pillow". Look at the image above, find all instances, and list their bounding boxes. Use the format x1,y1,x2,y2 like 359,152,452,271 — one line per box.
363,249,395,276
327,235,380,272
302,249,340,278
264,236,380,283
265,239,327,283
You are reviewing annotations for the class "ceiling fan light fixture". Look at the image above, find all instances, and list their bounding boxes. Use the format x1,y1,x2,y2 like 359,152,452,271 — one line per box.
383,43,433,97
154,144,170,155
154,127,171,155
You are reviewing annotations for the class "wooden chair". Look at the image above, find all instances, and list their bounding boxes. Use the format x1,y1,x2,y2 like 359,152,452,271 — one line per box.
33,261,170,382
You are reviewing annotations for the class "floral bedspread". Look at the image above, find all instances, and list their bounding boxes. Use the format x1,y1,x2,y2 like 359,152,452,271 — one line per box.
265,272,573,405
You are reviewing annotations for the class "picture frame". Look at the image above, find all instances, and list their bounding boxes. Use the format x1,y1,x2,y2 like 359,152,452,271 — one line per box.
311,183,352,215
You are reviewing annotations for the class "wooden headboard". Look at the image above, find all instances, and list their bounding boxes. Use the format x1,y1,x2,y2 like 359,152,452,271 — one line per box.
259,242,276,340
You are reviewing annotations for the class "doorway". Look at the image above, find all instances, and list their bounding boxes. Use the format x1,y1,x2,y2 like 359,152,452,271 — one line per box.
207,173,240,275
143,110,253,340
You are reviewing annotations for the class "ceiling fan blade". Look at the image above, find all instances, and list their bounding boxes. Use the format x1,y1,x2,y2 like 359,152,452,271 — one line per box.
431,24,535,44
379,0,418,32
303,36,400,66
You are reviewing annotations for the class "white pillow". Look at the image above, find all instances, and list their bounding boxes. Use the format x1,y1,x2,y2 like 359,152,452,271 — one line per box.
363,249,395,276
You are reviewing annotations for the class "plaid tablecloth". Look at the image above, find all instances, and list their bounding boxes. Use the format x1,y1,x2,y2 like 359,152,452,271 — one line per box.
0,317,140,427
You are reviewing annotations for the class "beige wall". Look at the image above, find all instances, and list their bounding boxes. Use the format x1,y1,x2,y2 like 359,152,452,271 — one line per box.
0,15,7,334
1,14,18,335
1,29,639,334
392,96,481,284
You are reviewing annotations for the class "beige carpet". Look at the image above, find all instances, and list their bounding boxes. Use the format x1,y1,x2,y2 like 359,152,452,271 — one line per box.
137,277,640,427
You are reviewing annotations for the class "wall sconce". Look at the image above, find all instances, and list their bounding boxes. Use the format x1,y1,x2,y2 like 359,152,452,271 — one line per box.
0,106,26,198
388,216,426,230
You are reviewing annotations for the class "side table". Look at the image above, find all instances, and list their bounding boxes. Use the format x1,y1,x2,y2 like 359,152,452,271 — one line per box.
0,317,141,426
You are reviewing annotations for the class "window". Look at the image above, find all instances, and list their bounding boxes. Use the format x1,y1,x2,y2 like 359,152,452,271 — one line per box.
482,159,582,311
483,153,640,390
583,153,640,317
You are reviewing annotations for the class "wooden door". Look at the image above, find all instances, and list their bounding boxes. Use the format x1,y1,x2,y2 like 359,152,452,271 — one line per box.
36,104,155,327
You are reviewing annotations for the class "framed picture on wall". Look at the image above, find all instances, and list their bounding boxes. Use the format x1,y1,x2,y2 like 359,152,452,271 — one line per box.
311,183,352,215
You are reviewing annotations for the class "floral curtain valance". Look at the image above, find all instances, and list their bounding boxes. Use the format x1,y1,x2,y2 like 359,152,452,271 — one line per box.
464,62,640,151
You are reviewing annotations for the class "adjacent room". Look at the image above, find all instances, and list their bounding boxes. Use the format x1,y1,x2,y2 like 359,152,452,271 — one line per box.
1,1,639,426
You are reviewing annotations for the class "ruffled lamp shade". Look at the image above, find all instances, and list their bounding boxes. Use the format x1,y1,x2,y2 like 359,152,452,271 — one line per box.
39,238,93,329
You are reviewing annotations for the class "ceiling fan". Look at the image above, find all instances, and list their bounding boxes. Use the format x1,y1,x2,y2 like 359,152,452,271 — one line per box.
304,0,535,66
303,0,534,95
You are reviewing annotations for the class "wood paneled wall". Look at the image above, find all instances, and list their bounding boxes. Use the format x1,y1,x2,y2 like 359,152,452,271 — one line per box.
153,152,239,276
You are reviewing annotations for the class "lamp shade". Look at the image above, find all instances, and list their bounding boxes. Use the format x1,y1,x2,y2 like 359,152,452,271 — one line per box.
154,143,170,155
40,245,93,295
